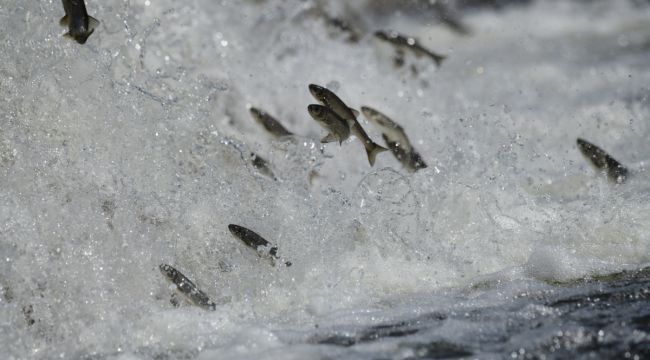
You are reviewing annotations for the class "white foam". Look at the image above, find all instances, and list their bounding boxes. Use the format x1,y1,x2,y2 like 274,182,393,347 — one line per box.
2,0,650,357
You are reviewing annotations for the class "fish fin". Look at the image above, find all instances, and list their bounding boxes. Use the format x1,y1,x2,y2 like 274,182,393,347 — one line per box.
88,16,100,30
366,144,389,166
63,32,73,39
321,133,339,144
432,53,446,67
349,108,360,118
59,15,69,27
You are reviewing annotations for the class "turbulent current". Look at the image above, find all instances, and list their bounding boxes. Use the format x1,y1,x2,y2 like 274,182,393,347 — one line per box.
1,0,650,359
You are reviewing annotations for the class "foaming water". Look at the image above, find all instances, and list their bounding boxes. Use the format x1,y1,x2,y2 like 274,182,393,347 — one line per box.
1,0,650,358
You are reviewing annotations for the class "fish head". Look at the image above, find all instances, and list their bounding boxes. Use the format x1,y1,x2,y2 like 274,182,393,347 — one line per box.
159,264,177,279
68,28,94,44
249,107,264,119
308,84,327,102
307,104,327,120
228,224,244,238
68,17,94,44
360,106,377,119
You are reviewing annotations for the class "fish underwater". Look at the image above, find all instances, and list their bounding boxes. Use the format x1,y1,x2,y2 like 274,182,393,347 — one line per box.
361,106,427,172
374,30,446,67
249,107,294,139
159,264,217,311
249,152,276,180
228,224,292,267
576,138,628,184
308,84,387,166
59,0,99,44
307,104,351,144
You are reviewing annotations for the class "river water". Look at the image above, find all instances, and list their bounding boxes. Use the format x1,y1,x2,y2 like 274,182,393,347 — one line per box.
1,0,649,359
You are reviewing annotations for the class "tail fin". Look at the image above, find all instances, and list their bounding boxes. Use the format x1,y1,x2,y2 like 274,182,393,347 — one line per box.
366,143,388,166
321,132,340,144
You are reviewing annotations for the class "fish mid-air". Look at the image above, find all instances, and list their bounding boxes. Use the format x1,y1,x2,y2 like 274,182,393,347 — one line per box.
159,264,217,311
374,31,446,67
307,104,351,144
576,138,628,184
60,0,99,44
249,107,294,139
228,224,291,267
308,84,387,166
361,106,427,173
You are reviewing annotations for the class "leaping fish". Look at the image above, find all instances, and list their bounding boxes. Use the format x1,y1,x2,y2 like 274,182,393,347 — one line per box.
307,104,350,144
59,0,99,44
308,84,387,166
159,264,217,311
576,138,628,184
249,107,294,139
374,31,446,67
228,224,292,267
361,106,427,173
381,134,428,173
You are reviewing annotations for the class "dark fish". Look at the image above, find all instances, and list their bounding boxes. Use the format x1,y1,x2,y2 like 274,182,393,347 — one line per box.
249,107,294,139
308,84,387,166
576,138,628,184
60,0,99,44
228,224,291,267
159,264,216,311
323,15,362,43
374,31,446,67
307,104,351,144
250,152,276,180
362,106,427,173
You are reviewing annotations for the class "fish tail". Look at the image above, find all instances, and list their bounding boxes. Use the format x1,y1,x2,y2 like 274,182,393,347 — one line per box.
321,132,339,144
365,142,388,166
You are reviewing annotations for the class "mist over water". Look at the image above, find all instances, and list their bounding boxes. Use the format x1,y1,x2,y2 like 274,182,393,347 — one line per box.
1,0,650,358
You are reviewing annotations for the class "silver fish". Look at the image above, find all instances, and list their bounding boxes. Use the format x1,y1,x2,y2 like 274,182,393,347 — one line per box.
159,264,216,311
381,134,428,173
249,107,294,139
60,0,99,44
576,138,628,184
228,224,292,267
308,84,387,166
362,106,427,173
307,104,350,144
374,31,446,67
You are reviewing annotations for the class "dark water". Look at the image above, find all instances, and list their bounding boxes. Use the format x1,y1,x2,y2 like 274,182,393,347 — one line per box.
303,269,650,359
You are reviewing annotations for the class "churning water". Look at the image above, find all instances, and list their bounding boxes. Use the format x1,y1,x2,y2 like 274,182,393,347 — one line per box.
1,0,650,358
